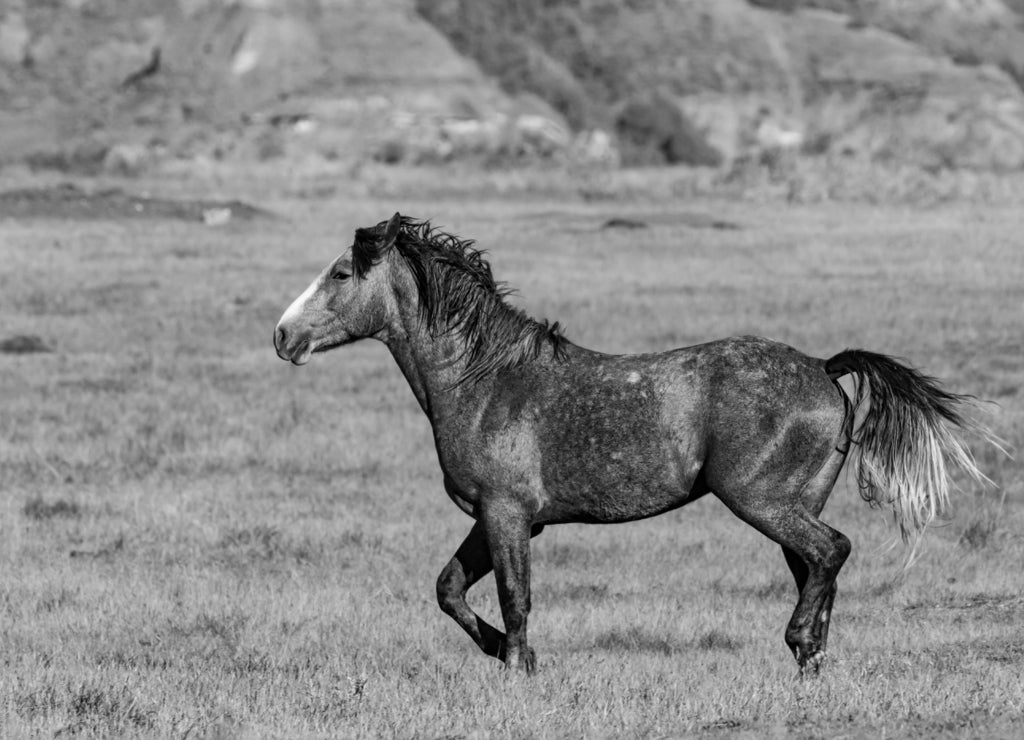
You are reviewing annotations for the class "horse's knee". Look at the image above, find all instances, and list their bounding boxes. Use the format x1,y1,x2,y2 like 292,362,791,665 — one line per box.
436,562,465,615
806,530,851,577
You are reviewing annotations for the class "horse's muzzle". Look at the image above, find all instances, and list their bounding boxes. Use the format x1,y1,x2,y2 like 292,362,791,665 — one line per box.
274,325,312,365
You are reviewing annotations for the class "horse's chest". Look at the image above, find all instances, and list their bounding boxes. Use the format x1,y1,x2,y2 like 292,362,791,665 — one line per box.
436,423,544,516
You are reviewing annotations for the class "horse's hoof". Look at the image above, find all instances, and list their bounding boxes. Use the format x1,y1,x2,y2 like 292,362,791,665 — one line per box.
798,650,826,676
503,646,537,674
522,647,537,675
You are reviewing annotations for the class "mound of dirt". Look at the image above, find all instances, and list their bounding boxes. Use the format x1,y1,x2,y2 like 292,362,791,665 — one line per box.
0,183,273,222
0,335,52,354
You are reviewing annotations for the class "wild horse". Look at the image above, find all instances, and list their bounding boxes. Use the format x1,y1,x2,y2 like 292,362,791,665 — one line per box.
274,213,988,673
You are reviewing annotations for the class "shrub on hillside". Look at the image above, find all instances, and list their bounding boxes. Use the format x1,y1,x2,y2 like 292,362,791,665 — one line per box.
615,94,721,167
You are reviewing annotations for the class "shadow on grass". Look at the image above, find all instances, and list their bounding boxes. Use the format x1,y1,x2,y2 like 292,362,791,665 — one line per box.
590,626,742,656
215,524,321,567
13,682,156,735
533,539,626,568
533,582,611,603
22,496,81,521
902,591,1024,626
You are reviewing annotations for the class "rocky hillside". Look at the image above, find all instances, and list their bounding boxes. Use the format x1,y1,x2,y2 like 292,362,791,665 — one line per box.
0,0,527,172
1,0,1023,175
418,0,1024,171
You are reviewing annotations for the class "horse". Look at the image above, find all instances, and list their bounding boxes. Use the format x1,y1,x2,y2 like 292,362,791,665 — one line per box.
274,213,989,674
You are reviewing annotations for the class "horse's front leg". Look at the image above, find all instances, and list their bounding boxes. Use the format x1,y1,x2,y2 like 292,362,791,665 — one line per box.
437,519,546,666
437,521,505,659
481,496,536,673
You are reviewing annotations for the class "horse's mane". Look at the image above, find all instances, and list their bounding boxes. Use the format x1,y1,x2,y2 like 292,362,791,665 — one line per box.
353,217,568,385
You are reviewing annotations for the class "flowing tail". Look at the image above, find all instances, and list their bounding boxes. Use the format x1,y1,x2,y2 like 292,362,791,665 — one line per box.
826,349,992,549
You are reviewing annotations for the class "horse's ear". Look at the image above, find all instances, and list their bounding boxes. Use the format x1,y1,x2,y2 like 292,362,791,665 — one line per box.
382,212,402,249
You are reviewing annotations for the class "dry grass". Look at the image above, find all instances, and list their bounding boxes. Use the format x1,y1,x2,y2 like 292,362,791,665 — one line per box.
1,188,1022,737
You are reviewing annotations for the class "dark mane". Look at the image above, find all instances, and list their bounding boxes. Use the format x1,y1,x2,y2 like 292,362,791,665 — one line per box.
353,217,568,384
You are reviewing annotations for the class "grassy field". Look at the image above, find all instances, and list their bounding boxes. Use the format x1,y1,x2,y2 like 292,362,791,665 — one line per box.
1,185,1022,737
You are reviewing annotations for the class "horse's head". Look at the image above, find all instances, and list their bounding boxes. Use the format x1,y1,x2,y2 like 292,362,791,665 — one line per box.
274,212,401,365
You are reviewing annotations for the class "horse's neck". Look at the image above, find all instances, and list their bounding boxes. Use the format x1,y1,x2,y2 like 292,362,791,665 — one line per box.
381,302,485,421
383,331,457,415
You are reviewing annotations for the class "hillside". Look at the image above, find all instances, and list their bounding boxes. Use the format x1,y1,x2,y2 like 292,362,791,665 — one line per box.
0,0,517,172
1,0,1023,179
418,0,1024,171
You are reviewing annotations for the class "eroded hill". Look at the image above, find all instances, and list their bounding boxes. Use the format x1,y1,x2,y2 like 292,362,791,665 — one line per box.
2,0,1023,175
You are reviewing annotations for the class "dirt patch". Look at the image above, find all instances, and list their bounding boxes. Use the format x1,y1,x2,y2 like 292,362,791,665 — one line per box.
0,335,53,354
0,183,274,222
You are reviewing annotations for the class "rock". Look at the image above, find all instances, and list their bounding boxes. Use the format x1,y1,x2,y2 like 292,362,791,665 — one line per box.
514,114,570,157
374,109,576,164
202,207,232,226
26,32,58,68
102,143,153,176
0,12,29,66
84,41,156,92
601,217,648,230
572,129,619,166
228,14,320,85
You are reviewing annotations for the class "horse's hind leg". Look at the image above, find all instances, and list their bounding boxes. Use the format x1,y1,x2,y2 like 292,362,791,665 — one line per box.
747,505,850,671
436,520,544,665
780,448,848,663
719,459,850,672
782,514,849,672
782,547,838,660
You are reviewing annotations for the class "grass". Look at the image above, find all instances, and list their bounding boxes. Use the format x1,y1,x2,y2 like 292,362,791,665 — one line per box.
1,186,1022,737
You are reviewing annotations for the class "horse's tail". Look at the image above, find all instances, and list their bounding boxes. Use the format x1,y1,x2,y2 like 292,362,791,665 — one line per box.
825,349,991,549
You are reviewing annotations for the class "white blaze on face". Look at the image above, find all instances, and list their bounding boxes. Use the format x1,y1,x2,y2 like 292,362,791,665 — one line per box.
277,277,320,331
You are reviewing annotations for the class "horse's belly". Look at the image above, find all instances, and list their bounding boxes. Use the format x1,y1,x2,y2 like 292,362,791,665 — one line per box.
538,454,704,524
536,397,705,523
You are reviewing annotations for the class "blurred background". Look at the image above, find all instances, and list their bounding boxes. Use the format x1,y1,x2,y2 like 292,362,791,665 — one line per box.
3,0,1024,203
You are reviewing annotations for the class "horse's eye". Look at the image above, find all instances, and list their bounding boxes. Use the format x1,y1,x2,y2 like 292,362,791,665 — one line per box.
331,269,350,282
